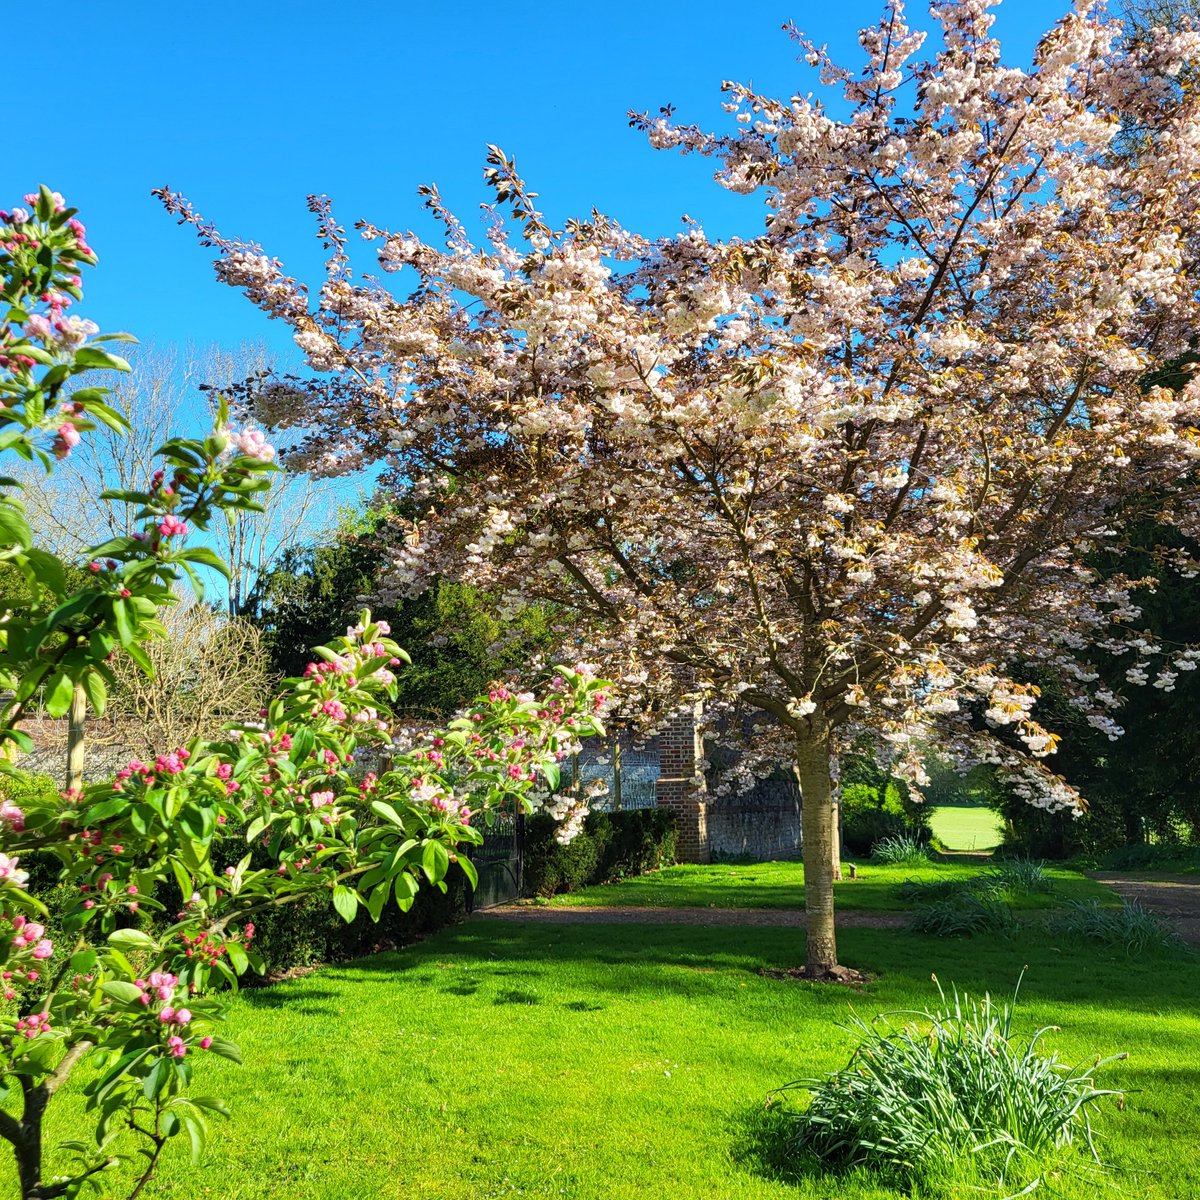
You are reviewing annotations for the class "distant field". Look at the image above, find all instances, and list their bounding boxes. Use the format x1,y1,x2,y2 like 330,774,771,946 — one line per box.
929,804,1005,852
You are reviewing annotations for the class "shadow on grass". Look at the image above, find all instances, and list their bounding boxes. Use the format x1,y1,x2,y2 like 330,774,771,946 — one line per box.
239,920,1200,1026
239,987,342,1011
727,1102,806,1187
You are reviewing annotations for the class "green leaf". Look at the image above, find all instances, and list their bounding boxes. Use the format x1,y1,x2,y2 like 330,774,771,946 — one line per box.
421,839,450,884
457,855,479,891
108,928,158,952
177,545,231,578
170,859,194,901
112,598,134,645
0,503,33,550
72,346,131,372
44,671,74,719
226,941,250,973
22,547,66,595
370,800,404,827
143,1058,165,1101
101,980,145,1004
204,1037,242,1064
332,884,359,924
182,1110,207,1164
367,879,390,922
81,670,107,716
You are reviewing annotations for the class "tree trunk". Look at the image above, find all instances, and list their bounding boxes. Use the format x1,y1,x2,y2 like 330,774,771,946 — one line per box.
14,1079,47,1200
796,730,839,977
831,799,843,882
65,683,87,794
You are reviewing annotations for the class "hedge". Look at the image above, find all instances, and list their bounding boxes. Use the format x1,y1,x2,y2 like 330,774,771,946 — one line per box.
521,808,677,897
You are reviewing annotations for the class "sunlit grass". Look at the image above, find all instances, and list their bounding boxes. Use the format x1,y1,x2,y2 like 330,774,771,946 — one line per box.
11,919,1198,1200
540,858,1111,911
929,805,1005,852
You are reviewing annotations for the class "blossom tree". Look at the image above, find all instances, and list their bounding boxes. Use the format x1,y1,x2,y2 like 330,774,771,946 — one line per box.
159,0,1200,979
0,191,607,1198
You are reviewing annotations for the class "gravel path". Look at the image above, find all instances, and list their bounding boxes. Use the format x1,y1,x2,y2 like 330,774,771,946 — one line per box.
475,904,906,929
1090,873,1200,946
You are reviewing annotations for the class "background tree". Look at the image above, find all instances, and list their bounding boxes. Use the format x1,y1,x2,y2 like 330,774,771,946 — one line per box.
162,2,1200,978
252,501,556,716
8,344,336,616
105,600,272,755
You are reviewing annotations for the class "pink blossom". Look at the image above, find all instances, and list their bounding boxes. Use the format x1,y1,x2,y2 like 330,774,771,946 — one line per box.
30,939,53,959
0,853,29,886
167,1035,187,1058
232,427,276,461
52,422,81,459
157,514,188,538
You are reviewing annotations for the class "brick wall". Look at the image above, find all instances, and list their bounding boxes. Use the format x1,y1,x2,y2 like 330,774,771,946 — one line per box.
654,702,710,864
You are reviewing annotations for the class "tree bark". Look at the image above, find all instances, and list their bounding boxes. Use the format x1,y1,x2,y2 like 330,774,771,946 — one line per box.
796,729,839,977
831,799,843,882
65,683,87,794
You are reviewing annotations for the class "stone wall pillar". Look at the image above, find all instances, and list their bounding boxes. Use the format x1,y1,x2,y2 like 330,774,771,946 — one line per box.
655,701,710,864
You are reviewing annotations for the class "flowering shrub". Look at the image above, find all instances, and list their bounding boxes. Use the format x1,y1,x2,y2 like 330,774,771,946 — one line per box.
0,191,609,1200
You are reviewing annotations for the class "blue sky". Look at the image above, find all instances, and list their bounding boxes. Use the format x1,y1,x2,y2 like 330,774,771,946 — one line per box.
12,1,1062,368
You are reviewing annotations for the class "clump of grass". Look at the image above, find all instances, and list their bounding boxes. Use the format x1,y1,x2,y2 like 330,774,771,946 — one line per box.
992,855,1055,896
895,875,1003,905
909,890,1018,937
1049,899,1181,955
774,976,1125,1194
871,833,929,867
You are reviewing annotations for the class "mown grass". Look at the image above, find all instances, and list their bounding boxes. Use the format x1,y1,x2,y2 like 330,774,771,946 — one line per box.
928,805,1005,852
11,919,1198,1199
541,858,1113,911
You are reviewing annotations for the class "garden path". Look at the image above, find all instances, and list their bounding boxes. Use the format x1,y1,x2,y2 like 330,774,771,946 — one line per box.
1090,873,1200,946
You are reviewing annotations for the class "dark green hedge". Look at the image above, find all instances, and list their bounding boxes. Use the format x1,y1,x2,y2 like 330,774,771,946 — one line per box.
521,808,677,897
245,872,470,978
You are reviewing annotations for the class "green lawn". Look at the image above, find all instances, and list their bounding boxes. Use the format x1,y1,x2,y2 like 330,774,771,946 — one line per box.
12,918,1199,1200
929,805,1005,852
540,858,1112,911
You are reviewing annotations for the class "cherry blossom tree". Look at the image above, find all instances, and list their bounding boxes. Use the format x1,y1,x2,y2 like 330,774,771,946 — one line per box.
159,0,1200,979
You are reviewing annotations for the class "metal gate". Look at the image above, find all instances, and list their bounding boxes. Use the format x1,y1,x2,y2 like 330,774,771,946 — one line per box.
467,810,524,910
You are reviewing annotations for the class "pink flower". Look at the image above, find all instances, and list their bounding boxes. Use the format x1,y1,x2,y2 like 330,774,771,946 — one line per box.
0,854,29,885
0,802,24,832
321,699,347,721
167,1035,187,1058
52,422,81,459
157,514,188,538
232,427,275,461
24,313,54,342
199,1036,213,1050
155,752,185,775
30,939,53,960
216,762,233,780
